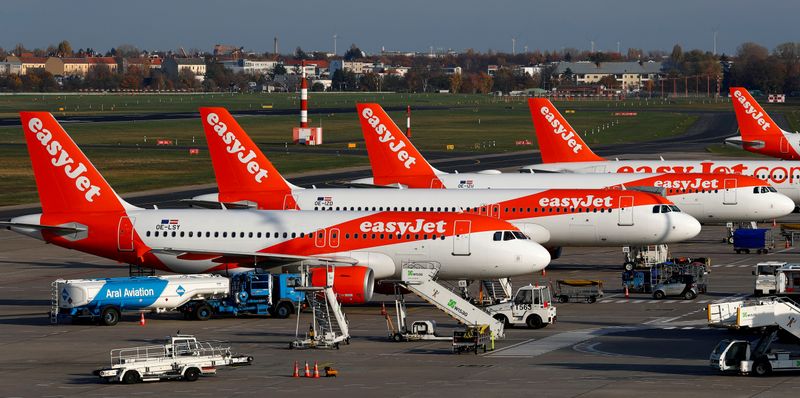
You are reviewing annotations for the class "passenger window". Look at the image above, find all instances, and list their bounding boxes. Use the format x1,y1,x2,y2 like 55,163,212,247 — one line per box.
188,232,193,237
248,232,253,238
171,231,176,237
146,231,151,237
154,231,159,237
214,232,219,238
223,232,228,238
291,232,297,238
283,232,288,238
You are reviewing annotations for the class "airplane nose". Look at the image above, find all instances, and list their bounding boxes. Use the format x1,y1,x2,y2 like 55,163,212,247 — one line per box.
526,241,552,273
668,213,701,242
770,193,796,218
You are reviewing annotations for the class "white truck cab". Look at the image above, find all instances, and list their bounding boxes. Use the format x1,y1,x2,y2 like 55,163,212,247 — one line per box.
485,284,556,329
753,261,785,296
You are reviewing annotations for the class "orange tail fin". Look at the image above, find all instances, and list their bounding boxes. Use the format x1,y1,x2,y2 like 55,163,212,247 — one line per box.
528,98,604,163
199,107,297,209
730,87,785,140
356,103,444,188
19,112,130,214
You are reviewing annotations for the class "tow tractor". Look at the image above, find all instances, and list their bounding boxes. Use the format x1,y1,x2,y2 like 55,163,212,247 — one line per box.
708,297,800,375
94,335,253,383
484,283,556,329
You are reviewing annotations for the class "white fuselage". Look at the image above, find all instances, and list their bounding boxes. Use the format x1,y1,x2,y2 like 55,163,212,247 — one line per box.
349,173,794,222
520,160,800,205
195,189,701,246
12,209,549,280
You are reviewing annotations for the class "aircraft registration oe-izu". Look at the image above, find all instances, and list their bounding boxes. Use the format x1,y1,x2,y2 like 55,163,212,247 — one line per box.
348,103,794,222
1,112,552,304
519,98,800,208
725,87,800,160
188,107,701,250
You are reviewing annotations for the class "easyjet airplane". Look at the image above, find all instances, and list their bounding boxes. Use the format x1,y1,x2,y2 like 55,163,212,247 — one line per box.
350,103,794,221
520,98,800,206
2,112,552,304
726,87,799,160
188,107,701,249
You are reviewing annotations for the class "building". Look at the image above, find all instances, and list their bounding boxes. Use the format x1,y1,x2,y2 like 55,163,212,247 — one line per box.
515,65,544,77
42,57,118,76
122,58,163,73
0,59,22,75
553,61,663,90
221,59,280,75
6,56,47,75
163,58,207,79
442,66,462,76
329,60,373,76
284,60,329,77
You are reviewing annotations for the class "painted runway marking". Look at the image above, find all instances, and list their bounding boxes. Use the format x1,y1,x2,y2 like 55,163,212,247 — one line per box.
489,326,639,357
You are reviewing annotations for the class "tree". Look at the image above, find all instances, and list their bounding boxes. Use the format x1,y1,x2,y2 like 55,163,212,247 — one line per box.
449,72,463,93
294,47,308,60
57,40,73,57
115,44,140,58
272,64,287,76
12,43,26,56
344,44,363,61
598,75,618,89
311,82,325,92
476,72,493,94
119,66,143,90
331,69,357,91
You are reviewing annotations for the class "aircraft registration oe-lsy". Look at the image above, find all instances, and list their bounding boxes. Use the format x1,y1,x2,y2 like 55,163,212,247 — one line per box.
725,87,800,160
1,112,552,304
347,103,794,222
188,108,701,251
520,98,800,208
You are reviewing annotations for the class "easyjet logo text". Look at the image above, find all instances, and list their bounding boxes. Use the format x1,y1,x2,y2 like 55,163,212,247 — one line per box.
733,90,771,131
538,195,612,208
27,118,101,202
653,178,719,190
206,113,268,183
361,107,417,169
360,219,446,234
539,106,584,154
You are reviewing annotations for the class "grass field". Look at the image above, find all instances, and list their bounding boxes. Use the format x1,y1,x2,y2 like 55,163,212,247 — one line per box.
0,92,796,206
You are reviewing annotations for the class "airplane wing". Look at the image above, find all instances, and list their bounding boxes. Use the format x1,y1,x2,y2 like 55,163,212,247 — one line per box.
180,199,254,209
149,248,359,267
0,221,87,234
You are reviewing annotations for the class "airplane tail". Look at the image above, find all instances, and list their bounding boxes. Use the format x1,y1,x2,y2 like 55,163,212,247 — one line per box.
199,107,299,209
528,98,605,163
356,103,445,188
19,112,135,215
730,87,786,141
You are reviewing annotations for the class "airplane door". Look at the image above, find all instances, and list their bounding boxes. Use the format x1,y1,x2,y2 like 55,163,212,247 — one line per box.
490,204,500,218
723,178,737,205
328,228,340,248
314,229,326,248
452,220,471,256
780,137,790,154
618,196,634,226
117,216,135,252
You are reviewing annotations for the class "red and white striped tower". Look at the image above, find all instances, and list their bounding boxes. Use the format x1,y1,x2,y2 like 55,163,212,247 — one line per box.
406,105,411,138
300,61,308,128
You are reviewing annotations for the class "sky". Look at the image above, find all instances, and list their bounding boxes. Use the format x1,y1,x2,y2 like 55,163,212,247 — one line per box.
1,0,797,56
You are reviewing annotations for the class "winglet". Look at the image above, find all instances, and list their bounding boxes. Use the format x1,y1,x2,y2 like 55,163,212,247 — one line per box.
356,103,444,188
528,98,604,163
199,107,298,209
730,87,785,140
19,112,132,214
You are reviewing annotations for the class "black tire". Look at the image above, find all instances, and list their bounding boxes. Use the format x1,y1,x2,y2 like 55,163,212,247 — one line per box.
101,307,120,326
194,304,212,321
587,296,597,304
744,249,751,254
184,367,200,382
493,314,510,327
735,249,742,254
559,295,570,303
624,262,635,271
752,360,771,377
526,314,544,329
392,333,403,342
653,291,665,300
274,302,292,319
121,370,140,384
684,291,697,300
728,237,734,244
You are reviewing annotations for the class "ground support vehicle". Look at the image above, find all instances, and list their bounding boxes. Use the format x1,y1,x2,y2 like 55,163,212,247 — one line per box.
484,284,556,329
652,274,698,300
622,259,709,294
779,223,800,246
383,283,453,342
733,228,774,254
622,244,668,271
753,262,783,296
291,266,350,350
94,335,252,383
183,272,305,320
708,297,800,376
553,280,603,303
453,325,492,354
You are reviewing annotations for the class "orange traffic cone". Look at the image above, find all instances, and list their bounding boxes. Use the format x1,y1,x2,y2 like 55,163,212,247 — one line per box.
624,285,629,298
313,361,320,378
786,239,791,249
139,312,146,326
292,361,299,377
542,268,546,277
773,219,777,228
304,361,311,377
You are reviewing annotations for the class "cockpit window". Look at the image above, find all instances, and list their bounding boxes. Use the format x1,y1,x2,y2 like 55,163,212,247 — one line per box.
503,231,516,241
669,205,681,212
769,187,777,193
512,231,528,240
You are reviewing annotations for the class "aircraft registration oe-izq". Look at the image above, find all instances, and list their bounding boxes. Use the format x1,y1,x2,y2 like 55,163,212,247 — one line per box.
519,98,800,207
189,107,701,248
725,87,800,160
348,103,794,222
1,112,552,304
